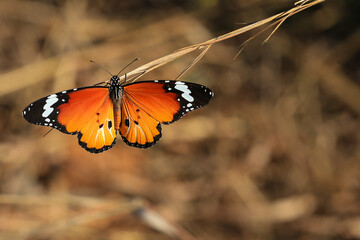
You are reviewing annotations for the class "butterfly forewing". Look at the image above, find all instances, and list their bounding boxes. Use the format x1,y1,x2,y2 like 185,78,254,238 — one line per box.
123,81,214,124
118,80,214,147
23,87,117,153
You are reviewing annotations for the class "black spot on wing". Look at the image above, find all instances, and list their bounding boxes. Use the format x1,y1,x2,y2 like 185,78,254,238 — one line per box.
124,118,130,127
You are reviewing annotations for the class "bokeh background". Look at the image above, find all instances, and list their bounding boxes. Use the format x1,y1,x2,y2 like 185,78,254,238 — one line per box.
1,0,360,239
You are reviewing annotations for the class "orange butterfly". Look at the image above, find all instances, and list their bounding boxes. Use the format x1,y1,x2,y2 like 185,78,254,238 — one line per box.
23,72,214,153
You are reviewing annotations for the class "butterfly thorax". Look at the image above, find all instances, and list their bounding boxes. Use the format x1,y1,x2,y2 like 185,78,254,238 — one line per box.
108,76,124,99
109,76,123,131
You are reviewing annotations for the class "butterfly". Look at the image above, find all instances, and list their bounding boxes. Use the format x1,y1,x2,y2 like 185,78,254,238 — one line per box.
22,73,214,153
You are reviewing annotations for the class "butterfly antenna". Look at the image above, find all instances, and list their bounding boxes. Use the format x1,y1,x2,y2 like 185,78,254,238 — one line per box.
116,58,140,76
90,60,113,76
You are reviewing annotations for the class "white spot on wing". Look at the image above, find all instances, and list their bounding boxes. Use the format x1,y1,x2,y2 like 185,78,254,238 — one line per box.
42,96,58,118
45,118,50,122
174,84,194,102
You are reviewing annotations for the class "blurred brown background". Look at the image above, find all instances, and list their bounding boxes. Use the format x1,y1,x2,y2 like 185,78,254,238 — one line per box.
1,0,360,239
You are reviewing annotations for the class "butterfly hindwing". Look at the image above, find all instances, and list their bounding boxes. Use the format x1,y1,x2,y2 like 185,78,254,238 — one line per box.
119,80,214,147
119,94,162,148
69,92,116,153
23,87,116,153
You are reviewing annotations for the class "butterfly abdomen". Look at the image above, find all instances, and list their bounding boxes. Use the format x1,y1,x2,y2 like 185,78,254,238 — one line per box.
109,83,123,131
113,101,121,131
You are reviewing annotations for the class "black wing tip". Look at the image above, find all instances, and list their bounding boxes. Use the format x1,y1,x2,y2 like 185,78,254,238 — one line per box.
22,99,72,135
163,85,214,125
77,133,117,154
121,124,162,149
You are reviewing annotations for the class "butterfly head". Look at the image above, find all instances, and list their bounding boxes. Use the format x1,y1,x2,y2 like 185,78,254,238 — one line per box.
110,75,121,86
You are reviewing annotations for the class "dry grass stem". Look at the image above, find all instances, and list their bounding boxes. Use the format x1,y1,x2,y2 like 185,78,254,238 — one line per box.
124,0,325,82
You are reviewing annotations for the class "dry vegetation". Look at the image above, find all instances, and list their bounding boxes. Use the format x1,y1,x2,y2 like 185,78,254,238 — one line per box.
1,0,360,239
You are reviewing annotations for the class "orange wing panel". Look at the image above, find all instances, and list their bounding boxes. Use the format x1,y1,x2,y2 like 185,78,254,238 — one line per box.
57,87,109,133
123,82,180,124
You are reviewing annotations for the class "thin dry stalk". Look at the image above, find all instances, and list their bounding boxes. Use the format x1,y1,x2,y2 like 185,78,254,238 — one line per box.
123,0,325,82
